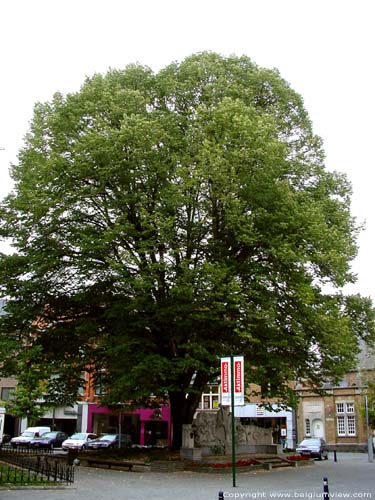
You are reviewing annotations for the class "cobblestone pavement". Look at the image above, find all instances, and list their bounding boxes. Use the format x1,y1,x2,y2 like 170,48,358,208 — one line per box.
1,453,374,500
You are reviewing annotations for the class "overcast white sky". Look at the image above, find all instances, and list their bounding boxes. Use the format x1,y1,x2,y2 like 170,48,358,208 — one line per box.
0,0,374,301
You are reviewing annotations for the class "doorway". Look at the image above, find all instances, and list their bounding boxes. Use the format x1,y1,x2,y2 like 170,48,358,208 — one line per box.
312,418,324,438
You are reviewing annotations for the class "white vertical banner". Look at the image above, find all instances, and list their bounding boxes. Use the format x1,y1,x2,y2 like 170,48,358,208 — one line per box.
233,356,244,406
221,357,231,406
220,356,244,406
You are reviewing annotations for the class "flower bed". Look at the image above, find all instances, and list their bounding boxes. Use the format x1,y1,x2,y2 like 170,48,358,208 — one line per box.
192,459,259,469
286,455,310,461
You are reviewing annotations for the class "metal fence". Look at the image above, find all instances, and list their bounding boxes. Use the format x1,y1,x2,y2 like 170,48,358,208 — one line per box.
0,447,74,484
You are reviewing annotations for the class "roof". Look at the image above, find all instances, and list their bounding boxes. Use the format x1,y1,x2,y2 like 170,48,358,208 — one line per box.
355,340,375,371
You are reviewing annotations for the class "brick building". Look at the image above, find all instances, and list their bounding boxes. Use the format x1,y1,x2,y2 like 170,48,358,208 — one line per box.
295,342,375,451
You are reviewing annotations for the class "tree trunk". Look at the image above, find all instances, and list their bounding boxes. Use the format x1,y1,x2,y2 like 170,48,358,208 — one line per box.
169,371,209,450
169,390,202,450
169,391,186,450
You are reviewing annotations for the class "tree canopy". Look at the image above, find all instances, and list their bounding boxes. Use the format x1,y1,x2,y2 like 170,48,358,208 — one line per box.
1,52,374,447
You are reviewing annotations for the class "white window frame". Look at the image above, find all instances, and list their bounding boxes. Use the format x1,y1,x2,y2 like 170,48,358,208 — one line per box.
337,415,346,436
346,402,355,414
347,415,356,436
336,402,356,437
199,385,220,410
336,402,345,414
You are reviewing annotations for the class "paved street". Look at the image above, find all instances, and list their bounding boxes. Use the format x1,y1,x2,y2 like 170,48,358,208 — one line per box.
0,453,374,500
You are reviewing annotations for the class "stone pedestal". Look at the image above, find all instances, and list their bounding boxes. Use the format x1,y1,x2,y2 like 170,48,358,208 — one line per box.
180,447,202,462
180,423,202,461
182,424,195,448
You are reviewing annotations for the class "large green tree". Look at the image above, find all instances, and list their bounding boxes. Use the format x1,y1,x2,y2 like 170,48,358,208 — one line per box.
0,53,374,448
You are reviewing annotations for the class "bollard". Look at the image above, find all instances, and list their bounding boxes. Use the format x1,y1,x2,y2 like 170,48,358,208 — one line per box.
218,492,224,500
323,477,329,500
334,449,337,462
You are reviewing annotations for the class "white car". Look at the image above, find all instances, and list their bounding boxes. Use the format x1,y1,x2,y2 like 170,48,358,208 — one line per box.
62,432,97,451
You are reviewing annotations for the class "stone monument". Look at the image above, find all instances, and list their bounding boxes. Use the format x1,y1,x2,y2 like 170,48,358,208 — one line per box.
179,423,202,461
190,406,276,456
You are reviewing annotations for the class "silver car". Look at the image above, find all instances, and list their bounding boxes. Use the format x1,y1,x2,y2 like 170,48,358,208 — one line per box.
296,437,328,460
62,432,97,451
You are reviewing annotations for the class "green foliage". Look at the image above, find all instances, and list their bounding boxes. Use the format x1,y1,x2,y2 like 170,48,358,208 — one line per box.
0,464,58,485
0,52,374,447
361,377,375,429
4,354,47,422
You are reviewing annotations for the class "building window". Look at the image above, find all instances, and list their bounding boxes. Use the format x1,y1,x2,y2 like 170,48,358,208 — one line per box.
336,402,356,436
346,403,355,414
336,402,345,414
347,415,356,435
94,371,107,396
198,385,220,410
337,415,346,436
305,418,311,436
1,387,14,401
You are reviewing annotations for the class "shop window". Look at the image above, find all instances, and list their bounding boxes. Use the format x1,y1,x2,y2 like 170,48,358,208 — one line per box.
145,421,168,446
336,402,356,436
239,418,273,429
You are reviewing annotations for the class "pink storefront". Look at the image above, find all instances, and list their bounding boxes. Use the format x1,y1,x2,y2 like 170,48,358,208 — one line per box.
86,403,172,447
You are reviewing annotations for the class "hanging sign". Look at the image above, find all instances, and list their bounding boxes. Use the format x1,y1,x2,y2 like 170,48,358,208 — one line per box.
220,356,244,406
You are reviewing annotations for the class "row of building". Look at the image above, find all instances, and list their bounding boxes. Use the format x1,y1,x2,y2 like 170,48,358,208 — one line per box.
1,341,374,451
1,294,373,450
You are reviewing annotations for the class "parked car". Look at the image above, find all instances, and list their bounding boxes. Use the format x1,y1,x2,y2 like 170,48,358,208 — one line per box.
296,437,329,460
86,434,132,450
62,432,97,451
29,431,69,450
10,426,51,448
